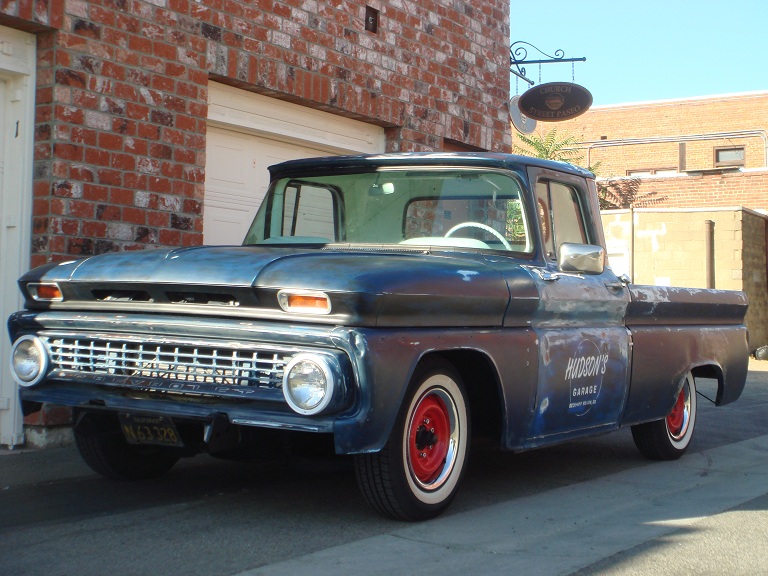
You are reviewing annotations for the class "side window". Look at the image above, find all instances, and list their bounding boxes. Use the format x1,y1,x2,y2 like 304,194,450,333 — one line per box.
281,184,336,240
536,180,590,260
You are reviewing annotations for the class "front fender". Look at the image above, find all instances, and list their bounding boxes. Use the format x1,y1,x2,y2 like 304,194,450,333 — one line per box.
329,328,426,454
330,327,539,454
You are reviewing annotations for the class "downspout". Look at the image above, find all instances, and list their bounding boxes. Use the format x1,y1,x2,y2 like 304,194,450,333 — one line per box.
705,220,715,289
629,205,635,282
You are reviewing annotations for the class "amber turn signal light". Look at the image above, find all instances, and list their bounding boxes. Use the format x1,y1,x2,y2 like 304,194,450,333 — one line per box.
277,290,331,314
28,283,63,301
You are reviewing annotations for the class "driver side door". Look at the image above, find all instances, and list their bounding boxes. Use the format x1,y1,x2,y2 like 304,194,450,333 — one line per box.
525,167,632,444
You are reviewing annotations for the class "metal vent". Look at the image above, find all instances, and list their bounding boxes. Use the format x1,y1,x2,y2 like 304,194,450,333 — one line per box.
322,244,428,254
166,291,239,306
92,289,152,302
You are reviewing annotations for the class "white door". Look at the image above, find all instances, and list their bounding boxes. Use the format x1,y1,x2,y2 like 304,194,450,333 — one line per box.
204,83,386,245
0,79,11,442
0,26,36,447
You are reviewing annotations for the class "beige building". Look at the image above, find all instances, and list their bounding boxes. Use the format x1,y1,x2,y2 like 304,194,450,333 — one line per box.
601,208,767,350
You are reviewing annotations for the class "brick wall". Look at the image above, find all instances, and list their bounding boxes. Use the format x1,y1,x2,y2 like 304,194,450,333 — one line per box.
587,136,766,178
2,0,512,266
610,170,768,211
564,92,768,140
743,212,768,349
602,208,768,349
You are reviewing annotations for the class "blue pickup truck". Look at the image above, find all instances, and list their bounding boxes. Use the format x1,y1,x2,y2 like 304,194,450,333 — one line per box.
8,152,749,520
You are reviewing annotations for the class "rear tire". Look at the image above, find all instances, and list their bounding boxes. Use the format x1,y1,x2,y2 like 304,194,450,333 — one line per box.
632,372,697,460
74,412,181,480
354,358,470,521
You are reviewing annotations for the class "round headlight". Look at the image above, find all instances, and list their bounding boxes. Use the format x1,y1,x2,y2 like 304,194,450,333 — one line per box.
11,335,49,387
282,354,336,415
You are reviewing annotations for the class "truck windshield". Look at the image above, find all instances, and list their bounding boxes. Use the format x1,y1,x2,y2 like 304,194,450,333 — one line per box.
243,168,533,253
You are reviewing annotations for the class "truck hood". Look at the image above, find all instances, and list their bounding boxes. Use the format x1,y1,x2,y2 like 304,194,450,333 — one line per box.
37,246,283,287
22,245,527,327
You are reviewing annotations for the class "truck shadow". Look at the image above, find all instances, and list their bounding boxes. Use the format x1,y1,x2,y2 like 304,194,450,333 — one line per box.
3,386,761,531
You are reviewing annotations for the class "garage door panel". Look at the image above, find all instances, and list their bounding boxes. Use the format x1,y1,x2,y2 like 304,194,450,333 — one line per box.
205,130,336,245
203,127,258,245
206,128,254,196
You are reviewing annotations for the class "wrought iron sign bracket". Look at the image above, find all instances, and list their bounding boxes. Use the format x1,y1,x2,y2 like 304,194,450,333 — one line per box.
510,41,586,86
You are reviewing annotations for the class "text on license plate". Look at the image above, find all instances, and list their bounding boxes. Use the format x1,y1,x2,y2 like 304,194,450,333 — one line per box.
119,413,184,447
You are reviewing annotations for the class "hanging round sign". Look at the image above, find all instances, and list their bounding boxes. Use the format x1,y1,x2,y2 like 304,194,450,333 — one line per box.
509,95,537,134
518,82,592,122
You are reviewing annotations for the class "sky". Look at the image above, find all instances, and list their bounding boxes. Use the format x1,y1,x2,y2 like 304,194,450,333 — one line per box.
509,0,768,107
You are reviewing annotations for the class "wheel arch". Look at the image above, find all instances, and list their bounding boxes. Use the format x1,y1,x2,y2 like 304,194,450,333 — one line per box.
419,349,505,443
690,362,725,403
353,348,490,520
624,324,748,425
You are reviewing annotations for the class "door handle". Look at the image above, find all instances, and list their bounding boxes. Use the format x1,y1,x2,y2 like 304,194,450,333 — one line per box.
605,274,630,291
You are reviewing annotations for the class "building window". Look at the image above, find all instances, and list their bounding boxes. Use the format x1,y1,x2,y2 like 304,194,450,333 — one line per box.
626,168,677,177
714,147,745,167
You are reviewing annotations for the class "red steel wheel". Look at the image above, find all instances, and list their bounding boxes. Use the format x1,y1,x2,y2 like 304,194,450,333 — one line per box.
407,389,455,488
666,386,689,440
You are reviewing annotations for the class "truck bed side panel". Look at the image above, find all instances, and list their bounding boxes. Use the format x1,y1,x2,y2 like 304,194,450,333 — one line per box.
622,286,749,426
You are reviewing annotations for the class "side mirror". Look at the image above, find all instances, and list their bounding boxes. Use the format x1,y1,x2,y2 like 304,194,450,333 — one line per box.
558,243,605,275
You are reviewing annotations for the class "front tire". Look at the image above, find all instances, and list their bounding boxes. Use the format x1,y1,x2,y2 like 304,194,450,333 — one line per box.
74,412,181,480
354,358,470,521
632,372,697,460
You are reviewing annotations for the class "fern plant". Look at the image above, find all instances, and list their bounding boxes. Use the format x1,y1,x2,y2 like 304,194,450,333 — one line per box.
514,129,585,164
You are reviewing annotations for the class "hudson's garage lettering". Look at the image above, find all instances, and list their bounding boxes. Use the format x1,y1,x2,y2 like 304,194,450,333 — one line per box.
565,340,608,415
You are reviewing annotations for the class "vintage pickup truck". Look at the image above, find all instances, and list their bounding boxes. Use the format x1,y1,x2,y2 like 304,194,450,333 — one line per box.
8,152,749,520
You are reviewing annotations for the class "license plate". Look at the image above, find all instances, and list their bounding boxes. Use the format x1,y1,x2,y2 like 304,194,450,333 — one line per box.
119,413,184,447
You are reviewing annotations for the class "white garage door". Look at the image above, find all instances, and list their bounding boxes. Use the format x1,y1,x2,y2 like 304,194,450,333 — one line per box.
205,83,386,245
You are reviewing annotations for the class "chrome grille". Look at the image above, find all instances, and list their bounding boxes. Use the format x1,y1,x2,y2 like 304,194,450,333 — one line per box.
44,336,289,389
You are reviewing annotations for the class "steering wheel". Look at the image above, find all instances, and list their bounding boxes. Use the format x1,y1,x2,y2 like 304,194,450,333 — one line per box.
445,222,512,250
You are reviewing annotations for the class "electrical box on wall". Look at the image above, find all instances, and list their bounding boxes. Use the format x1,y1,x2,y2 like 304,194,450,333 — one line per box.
365,6,379,33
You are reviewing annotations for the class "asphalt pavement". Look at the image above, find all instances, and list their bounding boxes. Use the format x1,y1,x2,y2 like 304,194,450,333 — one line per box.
239,433,768,576
2,360,767,576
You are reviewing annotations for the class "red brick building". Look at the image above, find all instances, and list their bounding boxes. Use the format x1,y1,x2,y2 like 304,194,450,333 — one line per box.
0,1,512,447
